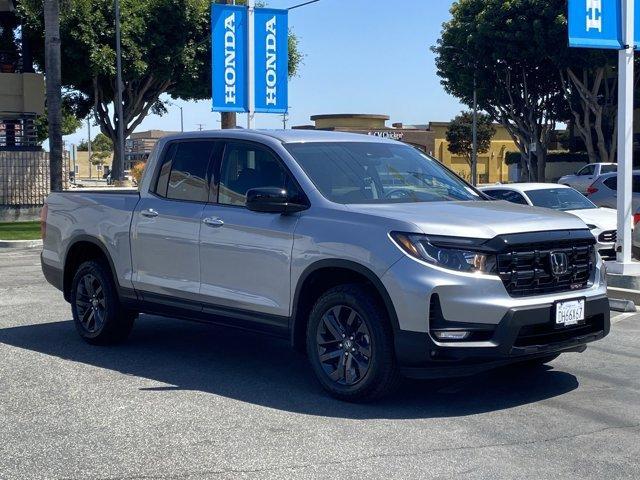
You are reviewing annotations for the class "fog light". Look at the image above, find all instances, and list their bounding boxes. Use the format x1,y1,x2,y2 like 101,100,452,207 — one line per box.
433,330,470,341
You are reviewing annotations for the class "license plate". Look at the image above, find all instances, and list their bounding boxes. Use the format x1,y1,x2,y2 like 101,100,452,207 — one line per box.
555,299,585,327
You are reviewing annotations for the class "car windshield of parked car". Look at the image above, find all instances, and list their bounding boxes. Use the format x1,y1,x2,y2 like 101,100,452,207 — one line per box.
284,142,481,204
526,188,597,211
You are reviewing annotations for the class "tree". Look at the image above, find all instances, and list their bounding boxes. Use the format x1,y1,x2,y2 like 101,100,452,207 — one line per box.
90,132,113,152
43,0,63,191
35,100,82,143
434,0,567,181
19,0,304,178
446,111,496,169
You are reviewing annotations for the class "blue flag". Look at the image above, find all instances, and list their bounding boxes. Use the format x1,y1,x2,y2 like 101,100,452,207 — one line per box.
212,4,248,112
254,8,289,114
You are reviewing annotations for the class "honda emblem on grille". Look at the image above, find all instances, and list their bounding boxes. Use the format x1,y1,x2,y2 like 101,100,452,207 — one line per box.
550,252,569,276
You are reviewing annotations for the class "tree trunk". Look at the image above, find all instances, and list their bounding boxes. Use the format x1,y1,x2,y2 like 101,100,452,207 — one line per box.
536,147,547,182
221,112,236,129
44,0,63,192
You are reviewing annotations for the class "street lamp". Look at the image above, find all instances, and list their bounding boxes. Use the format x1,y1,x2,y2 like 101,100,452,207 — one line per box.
166,101,184,132
439,45,479,186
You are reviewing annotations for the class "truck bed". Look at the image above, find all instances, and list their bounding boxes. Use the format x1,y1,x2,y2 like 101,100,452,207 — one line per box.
42,190,142,293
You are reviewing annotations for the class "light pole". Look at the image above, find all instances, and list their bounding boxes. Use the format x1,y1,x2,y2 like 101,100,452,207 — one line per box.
167,101,184,132
114,0,125,183
471,72,477,186
87,117,92,180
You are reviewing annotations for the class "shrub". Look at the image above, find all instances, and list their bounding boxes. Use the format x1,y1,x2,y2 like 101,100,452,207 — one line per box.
130,161,146,184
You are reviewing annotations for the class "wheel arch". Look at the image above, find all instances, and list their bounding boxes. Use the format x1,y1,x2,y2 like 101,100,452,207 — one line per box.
62,235,121,302
290,259,399,353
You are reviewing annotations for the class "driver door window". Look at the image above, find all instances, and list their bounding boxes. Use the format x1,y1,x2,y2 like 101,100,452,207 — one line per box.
219,144,298,206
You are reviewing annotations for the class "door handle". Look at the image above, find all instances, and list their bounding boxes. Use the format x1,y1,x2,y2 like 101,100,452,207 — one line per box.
202,217,224,227
141,208,159,218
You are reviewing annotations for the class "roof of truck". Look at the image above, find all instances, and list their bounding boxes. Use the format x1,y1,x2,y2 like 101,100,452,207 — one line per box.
160,129,396,144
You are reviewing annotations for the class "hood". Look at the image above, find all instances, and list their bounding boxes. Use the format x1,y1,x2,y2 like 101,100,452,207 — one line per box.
565,207,617,230
346,200,589,239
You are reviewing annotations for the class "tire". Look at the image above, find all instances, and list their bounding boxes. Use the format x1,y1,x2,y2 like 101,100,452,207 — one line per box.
517,353,561,369
306,284,399,402
70,260,136,345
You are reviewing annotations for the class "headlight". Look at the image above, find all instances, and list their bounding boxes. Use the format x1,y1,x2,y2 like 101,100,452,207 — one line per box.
390,232,496,274
586,224,598,230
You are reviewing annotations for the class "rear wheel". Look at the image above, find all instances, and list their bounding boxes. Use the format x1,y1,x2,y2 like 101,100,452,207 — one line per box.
306,284,399,402
71,260,136,345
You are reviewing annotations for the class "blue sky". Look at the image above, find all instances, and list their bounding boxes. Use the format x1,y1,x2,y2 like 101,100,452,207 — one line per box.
63,0,463,146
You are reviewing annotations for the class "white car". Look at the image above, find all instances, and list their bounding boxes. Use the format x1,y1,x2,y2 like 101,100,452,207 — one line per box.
481,183,617,261
558,163,617,194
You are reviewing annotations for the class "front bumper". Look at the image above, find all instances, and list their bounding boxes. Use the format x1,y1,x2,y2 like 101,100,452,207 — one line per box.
381,253,610,378
395,295,610,378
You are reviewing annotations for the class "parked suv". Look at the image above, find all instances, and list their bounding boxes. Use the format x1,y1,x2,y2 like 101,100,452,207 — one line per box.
41,130,610,401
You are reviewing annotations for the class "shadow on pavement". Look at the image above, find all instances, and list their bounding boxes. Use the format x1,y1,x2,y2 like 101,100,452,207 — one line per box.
0,315,579,419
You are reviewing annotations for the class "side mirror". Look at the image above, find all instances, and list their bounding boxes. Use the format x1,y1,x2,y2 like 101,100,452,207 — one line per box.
246,187,309,214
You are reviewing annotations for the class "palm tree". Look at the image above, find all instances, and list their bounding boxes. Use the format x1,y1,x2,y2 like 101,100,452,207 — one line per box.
43,0,63,191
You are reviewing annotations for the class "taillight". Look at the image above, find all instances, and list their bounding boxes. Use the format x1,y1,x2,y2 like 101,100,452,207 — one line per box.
40,203,48,240
634,213,640,226
586,185,598,195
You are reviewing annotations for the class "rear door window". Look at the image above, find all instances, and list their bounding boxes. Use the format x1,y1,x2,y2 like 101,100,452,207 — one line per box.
154,141,216,202
603,177,617,190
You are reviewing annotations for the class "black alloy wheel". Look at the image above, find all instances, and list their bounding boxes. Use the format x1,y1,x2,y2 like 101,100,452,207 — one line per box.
71,260,136,345
316,305,372,386
75,273,106,334
306,284,399,402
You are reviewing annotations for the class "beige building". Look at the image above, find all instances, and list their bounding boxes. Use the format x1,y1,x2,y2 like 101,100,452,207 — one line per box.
429,122,519,184
294,113,519,184
125,130,178,170
69,151,114,180
295,114,436,153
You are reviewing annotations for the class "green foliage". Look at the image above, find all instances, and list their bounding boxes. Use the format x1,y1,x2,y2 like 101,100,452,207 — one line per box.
35,103,83,143
505,151,589,166
18,0,303,175
446,111,496,163
91,132,113,152
433,0,572,180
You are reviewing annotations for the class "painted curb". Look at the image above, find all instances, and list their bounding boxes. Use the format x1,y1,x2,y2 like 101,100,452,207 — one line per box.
0,239,43,249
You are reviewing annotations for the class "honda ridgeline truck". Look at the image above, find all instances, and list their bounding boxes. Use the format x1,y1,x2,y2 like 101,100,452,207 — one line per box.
41,130,610,401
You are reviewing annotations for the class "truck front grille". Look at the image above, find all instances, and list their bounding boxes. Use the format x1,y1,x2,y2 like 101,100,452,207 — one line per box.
496,242,595,297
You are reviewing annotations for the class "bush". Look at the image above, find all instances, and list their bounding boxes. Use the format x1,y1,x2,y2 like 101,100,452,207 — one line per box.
505,151,590,166
130,161,146,185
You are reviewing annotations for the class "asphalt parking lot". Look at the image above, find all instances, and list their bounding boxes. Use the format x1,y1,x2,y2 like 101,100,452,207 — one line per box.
1,247,639,479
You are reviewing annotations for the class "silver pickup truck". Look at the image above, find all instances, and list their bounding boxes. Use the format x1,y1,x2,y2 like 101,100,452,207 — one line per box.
41,130,610,402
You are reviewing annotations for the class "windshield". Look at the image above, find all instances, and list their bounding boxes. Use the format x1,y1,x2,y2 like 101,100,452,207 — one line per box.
284,142,481,204
526,188,597,211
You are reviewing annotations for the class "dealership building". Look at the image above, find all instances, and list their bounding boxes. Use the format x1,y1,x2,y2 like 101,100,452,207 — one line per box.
293,113,518,184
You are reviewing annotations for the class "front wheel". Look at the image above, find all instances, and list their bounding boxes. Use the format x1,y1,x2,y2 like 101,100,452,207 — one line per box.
70,260,136,345
306,284,399,402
